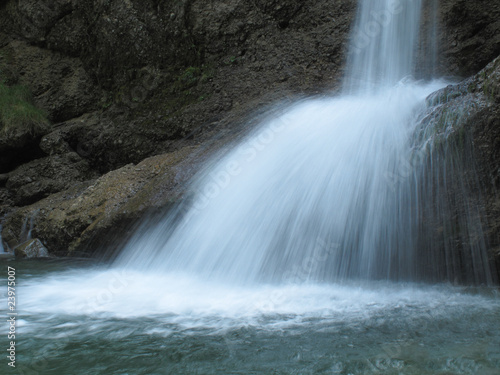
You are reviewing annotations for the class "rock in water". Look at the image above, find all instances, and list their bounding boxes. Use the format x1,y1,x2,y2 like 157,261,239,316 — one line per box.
14,238,49,259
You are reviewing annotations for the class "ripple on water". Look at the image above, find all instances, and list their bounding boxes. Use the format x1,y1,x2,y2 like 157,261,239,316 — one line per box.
2,262,499,374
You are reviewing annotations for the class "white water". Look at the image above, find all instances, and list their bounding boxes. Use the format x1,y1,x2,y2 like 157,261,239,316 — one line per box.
115,0,456,284
344,0,423,93
116,81,446,284
16,266,500,333
7,0,497,357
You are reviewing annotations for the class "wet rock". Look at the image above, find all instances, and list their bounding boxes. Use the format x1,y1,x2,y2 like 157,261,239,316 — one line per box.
14,238,49,258
418,55,500,280
1,146,204,255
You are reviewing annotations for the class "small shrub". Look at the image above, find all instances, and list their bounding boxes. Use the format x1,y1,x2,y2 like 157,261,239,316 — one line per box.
0,82,50,135
179,67,201,86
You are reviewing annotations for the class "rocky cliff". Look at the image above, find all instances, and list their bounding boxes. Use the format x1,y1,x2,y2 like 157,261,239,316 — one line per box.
0,0,356,254
412,56,500,283
0,0,499,279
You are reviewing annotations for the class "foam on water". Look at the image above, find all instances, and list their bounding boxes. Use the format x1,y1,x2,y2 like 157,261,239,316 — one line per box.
15,267,499,333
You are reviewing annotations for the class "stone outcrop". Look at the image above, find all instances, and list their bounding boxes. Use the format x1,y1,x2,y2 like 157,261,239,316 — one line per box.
413,55,500,281
0,0,358,250
2,146,205,255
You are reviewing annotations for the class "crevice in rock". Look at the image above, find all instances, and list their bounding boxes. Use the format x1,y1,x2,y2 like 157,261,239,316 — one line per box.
0,142,46,174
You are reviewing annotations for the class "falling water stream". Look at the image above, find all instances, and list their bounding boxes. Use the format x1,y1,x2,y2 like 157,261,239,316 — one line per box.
2,1,499,374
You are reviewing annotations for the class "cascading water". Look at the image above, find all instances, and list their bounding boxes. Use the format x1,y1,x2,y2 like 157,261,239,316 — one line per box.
0,225,6,253
117,84,442,283
343,0,423,93
5,1,500,373
115,0,493,284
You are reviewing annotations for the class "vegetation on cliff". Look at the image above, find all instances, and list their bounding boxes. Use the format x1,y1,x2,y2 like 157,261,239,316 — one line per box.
0,82,49,136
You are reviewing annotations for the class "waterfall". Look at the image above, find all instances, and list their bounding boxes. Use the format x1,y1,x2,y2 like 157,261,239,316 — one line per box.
4,2,499,372
0,225,5,253
20,210,37,243
343,0,423,93
115,0,494,285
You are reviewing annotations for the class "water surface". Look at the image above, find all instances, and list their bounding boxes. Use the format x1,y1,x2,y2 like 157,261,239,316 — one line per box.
3,259,499,374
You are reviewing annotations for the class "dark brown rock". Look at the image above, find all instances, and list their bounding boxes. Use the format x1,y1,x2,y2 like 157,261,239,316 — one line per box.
1,146,204,255
438,0,500,77
6,151,98,205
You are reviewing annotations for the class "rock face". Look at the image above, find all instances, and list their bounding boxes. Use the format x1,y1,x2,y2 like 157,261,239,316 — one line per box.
4,40,98,123
0,0,358,252
439,0,500,77
2,146,206,255
0,0,499,282
413,55,500,282
6,152,98,205
0,0,357,201
469,58,500,274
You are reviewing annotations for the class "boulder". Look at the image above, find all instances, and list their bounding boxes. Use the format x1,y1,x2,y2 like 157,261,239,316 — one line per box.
14,238,49,258
1,145,206,256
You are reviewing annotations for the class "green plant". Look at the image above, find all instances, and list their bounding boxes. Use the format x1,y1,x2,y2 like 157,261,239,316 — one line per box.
0,82,50,135
198,94,210,102
179,66,201,87
225,56,238,65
